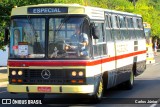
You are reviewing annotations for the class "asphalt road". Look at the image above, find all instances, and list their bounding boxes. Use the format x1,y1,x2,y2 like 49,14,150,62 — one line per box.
0,56,160,107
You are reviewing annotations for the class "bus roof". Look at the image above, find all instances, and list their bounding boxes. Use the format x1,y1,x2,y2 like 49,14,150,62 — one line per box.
11,3,142,20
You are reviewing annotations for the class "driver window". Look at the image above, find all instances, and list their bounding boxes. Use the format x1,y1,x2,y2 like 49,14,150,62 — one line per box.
93,22,107,57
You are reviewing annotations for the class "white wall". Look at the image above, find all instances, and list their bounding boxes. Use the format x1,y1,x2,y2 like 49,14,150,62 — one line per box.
0,46,8,66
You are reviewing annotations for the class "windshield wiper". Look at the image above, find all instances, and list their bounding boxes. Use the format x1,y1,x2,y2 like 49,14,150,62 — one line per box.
55,16,70,38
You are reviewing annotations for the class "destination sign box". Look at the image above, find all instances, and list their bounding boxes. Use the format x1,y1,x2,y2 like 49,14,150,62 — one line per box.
28,7,68,14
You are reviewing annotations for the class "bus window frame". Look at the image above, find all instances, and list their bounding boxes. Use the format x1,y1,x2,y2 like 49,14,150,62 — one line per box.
111,14,121,41
136,18,144,39
105,13,113,41
91,20,107,58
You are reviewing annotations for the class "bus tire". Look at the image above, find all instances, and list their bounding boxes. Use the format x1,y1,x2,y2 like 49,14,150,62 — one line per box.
91,78,103,103
124,71,134,90
28,93,45,100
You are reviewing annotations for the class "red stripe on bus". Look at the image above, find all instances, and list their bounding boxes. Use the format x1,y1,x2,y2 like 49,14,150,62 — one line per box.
101,50,146,64
8,50,146,67
115,50,146,60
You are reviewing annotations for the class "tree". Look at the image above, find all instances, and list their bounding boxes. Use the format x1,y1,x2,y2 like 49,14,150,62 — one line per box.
133,0,160,37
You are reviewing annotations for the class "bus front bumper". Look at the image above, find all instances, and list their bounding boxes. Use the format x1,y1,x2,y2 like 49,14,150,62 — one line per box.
7,84,94,94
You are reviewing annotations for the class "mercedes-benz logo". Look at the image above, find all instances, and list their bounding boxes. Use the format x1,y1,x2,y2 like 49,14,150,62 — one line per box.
41,69,51,79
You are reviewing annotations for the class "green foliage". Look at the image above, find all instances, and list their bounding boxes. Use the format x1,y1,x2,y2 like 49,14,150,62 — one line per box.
107,0,133,10
1,0,160,49
0,2,13,49
88,0,108,8
54,0,82,4
132,0,160,37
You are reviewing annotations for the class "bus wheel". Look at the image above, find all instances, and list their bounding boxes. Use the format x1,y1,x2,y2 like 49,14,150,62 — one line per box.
91,78,103,103
124,71,134,90
28,93,45,100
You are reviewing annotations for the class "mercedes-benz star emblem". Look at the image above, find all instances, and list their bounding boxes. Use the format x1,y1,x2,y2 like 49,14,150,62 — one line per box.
41,69,51,79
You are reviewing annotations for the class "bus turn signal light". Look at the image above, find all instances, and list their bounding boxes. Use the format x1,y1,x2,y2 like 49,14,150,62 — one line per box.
78,80,84,83
11,79,16,83
71,80,76,83
17,79,23,83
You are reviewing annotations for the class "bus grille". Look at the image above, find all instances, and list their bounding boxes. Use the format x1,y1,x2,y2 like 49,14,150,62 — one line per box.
9,69,85,85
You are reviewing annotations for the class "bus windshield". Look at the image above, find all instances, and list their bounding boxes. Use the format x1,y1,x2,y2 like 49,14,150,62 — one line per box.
9,16,90,59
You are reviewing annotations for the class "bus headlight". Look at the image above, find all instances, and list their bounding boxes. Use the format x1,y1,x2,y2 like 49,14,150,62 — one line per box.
11,70,16,75
78,71,84,76
18,70,23,76
71,71,77,76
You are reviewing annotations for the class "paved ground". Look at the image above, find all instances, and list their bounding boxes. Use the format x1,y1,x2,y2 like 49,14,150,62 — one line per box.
0,67,7,80
0,67,8,87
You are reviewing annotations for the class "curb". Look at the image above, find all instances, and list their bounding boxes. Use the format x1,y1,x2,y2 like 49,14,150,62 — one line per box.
0,67,7,73
0,67,7,70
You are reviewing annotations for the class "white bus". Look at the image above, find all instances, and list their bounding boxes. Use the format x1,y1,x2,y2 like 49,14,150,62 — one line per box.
5,4,146,102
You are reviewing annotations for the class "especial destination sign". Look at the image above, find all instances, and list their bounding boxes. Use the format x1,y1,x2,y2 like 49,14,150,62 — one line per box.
28,7,68,14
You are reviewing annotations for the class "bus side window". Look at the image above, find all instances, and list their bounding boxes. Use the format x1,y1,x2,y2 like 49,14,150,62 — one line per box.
105,14,112,41
136,18,144,39
95,23,104,43
111,15,120,40
123,16,129,40
119,15,127,40
130,17,136,39
127,17,135,39
135,18,139,39
93,22,107,57
133,17,139,39
138,18,144,38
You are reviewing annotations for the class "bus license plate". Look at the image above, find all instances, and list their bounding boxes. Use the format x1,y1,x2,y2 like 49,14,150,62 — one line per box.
37,87,51,92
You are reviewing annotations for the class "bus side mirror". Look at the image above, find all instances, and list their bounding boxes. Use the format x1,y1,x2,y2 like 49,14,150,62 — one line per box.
90,23,99,39
4,27,9,45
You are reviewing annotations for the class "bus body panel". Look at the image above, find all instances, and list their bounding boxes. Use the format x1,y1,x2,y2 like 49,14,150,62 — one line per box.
7,84,94,93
